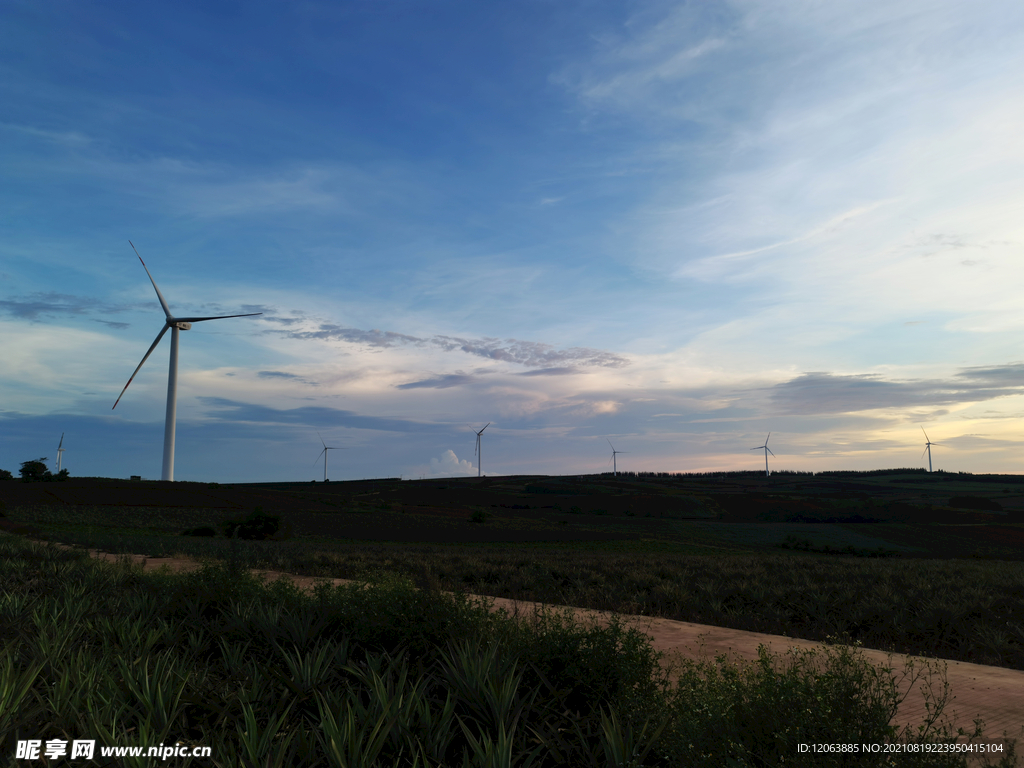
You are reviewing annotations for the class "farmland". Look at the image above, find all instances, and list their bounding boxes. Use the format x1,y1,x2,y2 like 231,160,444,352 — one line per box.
3,469,1024,672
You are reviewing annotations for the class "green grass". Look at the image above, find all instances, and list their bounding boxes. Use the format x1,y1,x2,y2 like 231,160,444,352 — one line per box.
0,536,1016,767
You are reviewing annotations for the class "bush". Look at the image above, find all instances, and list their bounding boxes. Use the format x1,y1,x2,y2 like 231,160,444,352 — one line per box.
658,642,1011,767
182,526,218,537
221,507,281,540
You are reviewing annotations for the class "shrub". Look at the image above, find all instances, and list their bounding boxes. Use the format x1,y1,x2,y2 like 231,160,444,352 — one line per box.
221,507,281,540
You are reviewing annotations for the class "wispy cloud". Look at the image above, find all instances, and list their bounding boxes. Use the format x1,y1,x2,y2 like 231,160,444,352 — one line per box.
274,322,628,370
284,324,422,347
198,398,444,433
766,365,1024,415
396,373,479,390
431,336,627,368
0,293,94,319
0,292,142,323
257,370,300,379
516,367,580,377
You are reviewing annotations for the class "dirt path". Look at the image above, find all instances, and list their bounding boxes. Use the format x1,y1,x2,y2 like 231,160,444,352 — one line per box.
24,541,1024,762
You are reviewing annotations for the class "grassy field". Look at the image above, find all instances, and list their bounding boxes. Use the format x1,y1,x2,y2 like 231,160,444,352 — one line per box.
2,470,1024,675
0,535,1016,767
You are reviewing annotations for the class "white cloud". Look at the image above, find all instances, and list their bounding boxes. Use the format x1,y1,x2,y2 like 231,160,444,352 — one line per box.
422,449,477,478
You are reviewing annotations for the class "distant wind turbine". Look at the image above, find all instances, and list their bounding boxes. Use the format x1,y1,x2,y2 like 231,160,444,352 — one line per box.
56,433,65,473
112,242,262,481
751,433,775,476
474,423,490,477
314,430,346,482
921,428,942,473
607,439,628,476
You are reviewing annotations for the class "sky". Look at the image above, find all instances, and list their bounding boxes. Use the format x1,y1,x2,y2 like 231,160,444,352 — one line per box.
3,0,1024,482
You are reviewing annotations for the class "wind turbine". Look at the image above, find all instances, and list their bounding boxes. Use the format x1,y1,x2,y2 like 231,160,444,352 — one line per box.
474,423,490,477
112,242,262,481
751,433,774,476
607,439,628,476
55,433,65,473
314,431,346,482
921,428,941,473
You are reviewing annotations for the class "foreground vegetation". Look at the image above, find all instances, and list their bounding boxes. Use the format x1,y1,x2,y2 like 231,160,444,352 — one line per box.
1,536,1016,767
20,512,1024,673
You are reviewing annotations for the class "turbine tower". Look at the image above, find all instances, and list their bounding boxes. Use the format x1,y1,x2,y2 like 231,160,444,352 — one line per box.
314,430,346,482
112,242,261,482
751,433,775,476
55,433,65,473
921,428,941,473
607,439,628,476
474,423,490,477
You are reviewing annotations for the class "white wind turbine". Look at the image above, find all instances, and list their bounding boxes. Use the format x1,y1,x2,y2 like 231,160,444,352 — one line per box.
607,439,628,476
474,423,490,477
751,433,775,476
55,433,65,473
112,242,262,481
921,428,942,473
314,430,346,482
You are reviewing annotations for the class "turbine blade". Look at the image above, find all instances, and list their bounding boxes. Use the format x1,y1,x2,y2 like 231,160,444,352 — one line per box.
176,313,263,322
477,423,490,435
112,324,170,409
130,242,173,320
921,446,929,459
57,433,64,450
767,448,775,456
313,447,326,464
921,427,930,442
317,430,327,448
765,432,771,445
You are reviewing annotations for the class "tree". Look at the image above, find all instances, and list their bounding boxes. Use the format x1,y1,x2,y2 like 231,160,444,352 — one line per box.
0,469,13,481
19,458,52,482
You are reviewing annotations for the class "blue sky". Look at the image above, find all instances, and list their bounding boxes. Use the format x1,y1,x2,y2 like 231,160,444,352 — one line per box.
3,0,1024,481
